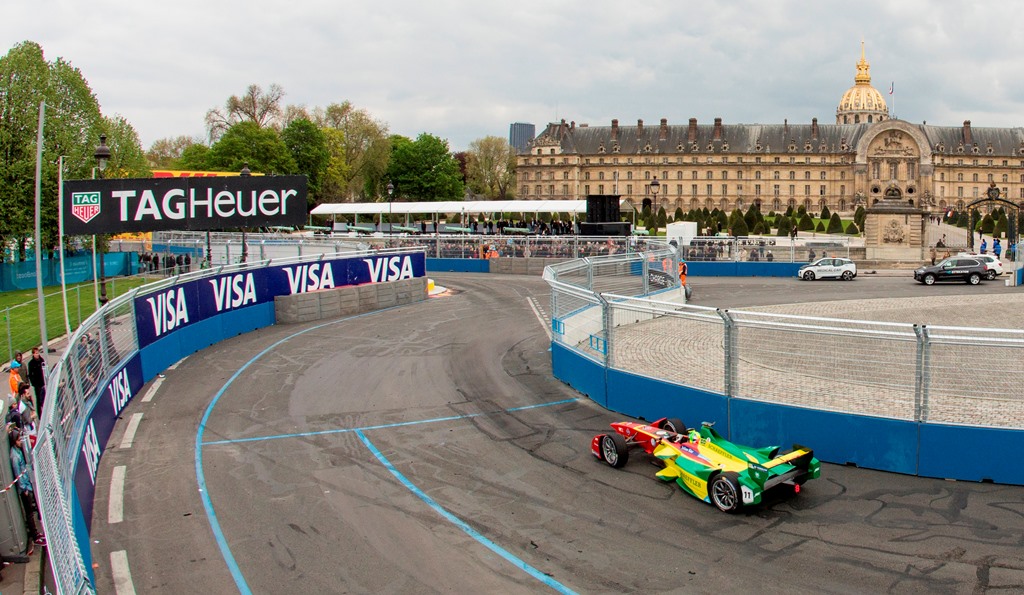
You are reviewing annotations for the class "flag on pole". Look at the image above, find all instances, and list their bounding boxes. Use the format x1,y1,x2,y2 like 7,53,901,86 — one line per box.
889,82,894,95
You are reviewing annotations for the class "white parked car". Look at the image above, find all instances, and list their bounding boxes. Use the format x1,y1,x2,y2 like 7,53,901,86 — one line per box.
797,257,857,281
956,253,1003,280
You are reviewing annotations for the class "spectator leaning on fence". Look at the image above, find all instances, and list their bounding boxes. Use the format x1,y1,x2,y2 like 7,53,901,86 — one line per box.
8,428,45,551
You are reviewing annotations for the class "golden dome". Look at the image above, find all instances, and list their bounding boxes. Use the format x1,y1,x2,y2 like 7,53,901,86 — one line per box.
836,42,888,124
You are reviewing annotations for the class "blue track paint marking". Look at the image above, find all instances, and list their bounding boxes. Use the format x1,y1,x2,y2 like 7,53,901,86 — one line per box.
196,305,577,594
196,309,403,594
356,430,578,595
202,398,578,446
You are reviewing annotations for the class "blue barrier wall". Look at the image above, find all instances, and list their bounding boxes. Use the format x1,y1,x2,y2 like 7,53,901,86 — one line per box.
0,253,134,291
555,347,1024,484
426,258,490,273
686,261,803,277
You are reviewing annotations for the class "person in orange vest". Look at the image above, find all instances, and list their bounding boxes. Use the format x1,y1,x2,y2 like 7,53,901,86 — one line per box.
678,260,688,286
486,245,499,259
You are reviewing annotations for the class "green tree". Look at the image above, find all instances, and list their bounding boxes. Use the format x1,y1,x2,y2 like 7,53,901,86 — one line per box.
176,144,212,170
205,121,296,175
205,83,285,141
147,135,200,169
752,221,766,235
776,216,792,236
316,101,390,202
981,213,995,234
820,205,831,220
815,221,826,233
826,212,844,234
674,207,684,221
799,214,815,231
854,205,866,229
100,115,150,178
466,136,516,200
845,221,860,235
0,41,113,256
281,118,329,204
731,215,749,237
657,206,667,230
386,133,463,201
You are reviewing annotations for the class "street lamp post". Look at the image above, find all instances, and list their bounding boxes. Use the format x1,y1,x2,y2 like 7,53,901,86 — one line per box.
93,135,111,304
239,164,251,262
387,182,394,235
650,176,660,234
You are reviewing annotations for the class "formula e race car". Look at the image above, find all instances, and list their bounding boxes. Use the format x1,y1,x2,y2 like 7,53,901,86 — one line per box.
591,418,820,512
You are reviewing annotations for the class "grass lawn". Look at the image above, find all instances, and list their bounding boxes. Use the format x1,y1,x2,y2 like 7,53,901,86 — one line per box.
0,276,153,363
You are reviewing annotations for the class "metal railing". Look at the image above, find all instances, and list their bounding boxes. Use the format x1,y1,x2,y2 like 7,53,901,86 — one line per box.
154,231,852,264
33,246,420,594
545,247,1024,430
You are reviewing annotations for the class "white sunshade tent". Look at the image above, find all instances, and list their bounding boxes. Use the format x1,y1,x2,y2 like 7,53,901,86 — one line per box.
310,200,594,218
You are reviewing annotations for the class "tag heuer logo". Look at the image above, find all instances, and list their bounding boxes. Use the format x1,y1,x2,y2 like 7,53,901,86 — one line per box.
71,192,102,224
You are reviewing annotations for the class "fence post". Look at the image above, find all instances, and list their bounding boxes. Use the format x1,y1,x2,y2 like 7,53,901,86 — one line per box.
260,240,266,261
716,309,736,397
913,324,931,423
4,307,11,365
641,254,650,295
599,293,613,370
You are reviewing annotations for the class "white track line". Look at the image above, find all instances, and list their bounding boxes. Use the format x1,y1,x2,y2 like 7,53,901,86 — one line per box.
140,376,164,403
167,356,187,370
109,465,126,524
119,413,143,449
528,297,552,341
110,550,137,595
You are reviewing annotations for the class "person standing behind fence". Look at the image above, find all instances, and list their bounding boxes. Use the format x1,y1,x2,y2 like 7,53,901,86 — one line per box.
8,360,21,400
8,429,45,551
27,347,45,414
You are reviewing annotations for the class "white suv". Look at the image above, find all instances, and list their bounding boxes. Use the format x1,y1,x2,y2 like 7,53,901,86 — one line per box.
957,252,1003,280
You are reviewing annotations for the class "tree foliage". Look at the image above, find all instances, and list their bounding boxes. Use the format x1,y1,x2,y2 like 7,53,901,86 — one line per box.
0,41,132,256
465,136,516,200
826,212,844,234
313,101,390,202
205,83,285,142
147,135,200,169
281,118,329,204
385,133,463,201
202,121,297,175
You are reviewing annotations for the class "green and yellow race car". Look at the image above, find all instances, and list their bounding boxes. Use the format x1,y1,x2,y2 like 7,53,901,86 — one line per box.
591,418,820,512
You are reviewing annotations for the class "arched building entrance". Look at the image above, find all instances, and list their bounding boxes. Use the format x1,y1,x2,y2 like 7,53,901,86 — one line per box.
965,183,1019,252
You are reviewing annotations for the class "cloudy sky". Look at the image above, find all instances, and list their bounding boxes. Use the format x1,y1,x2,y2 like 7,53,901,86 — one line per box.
4,1,1023,152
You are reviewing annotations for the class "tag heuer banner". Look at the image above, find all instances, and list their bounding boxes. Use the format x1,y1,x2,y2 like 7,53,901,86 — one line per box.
63,176,307,234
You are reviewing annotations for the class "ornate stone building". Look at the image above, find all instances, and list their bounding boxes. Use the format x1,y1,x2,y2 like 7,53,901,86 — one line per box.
517,46,1024,215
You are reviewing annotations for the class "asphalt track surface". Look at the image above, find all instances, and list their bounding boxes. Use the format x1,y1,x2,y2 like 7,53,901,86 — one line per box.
91,273,1024,594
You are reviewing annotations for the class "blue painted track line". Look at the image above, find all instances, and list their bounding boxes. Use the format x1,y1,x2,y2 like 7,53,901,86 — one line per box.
356,430,578,594
201,398,578,446
196,305,577,594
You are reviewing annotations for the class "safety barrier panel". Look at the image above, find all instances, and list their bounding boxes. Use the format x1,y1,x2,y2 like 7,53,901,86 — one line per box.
545,246,1024,486
33,248,425,594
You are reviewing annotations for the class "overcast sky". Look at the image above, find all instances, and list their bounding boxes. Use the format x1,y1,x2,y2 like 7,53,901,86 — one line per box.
5,1,1023,153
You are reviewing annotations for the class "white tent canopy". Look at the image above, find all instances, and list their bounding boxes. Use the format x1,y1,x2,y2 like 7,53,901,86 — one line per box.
310,200,594,217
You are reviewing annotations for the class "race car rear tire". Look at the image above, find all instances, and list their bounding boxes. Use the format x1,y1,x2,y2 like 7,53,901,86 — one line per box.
802,271,815,281
600,433,629,468
968,273,981,285
659,418,686,435
841,271,853,281
709,472,741,513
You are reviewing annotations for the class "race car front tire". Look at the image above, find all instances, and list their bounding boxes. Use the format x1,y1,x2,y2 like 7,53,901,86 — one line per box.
600,433,629,468
710,472,741,513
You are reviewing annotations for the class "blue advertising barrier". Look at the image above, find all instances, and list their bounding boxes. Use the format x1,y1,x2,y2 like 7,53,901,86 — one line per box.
0,253,134,291
555,346,1024,484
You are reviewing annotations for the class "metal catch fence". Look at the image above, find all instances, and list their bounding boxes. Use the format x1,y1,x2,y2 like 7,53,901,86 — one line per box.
546,250,1024,430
